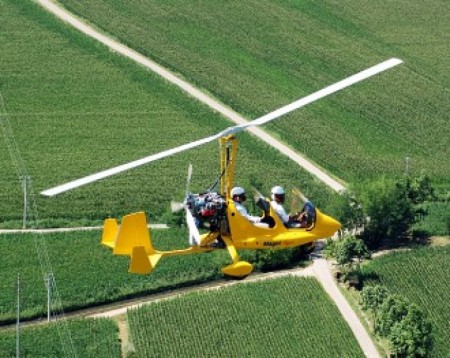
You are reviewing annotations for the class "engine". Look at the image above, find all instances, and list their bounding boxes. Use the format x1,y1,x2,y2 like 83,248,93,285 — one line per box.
185,192,227,231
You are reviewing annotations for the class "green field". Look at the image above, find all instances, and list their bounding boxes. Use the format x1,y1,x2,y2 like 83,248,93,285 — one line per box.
0,228,228,324
128,277,364,357
361,246,450,357
0,0,336,228
57,0,450,188
0,318,120,357
0,228,307,324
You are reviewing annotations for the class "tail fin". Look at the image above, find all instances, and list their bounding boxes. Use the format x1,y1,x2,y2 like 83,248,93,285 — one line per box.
113,212,155,255
101,218,118,248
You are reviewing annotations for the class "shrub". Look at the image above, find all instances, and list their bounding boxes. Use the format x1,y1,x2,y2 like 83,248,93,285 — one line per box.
360,285,389,312
389,304,433,358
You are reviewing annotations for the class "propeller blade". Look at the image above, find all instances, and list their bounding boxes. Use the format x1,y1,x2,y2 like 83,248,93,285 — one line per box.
185,208,200,246
170,201,184,213
186,163,193,197
292,187,309,204
41,58,403,197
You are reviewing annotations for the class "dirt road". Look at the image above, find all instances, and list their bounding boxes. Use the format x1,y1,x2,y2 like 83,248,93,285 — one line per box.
36,0,346,193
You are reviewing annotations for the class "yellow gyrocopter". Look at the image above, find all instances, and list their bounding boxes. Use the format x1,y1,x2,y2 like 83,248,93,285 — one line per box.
41,58,403,278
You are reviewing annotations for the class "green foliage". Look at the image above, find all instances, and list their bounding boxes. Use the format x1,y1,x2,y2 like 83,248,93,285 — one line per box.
360,285,389,312
128,277,364,357
0,318,120,357
361,247,449,357
325,191,364,232
245,246,308,272
374,294,410,337
359,284,434,357
358,178,415,249
389,304,433,358
402,173,436,204
335,235,369,266
324,236,369,267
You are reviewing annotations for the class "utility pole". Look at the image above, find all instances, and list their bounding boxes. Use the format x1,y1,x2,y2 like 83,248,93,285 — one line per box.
20,175,30,229
45,273,54,321
16,274,20,358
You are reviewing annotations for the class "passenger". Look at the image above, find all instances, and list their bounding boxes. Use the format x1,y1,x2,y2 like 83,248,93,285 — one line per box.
230,187,262,224
270,186,307,228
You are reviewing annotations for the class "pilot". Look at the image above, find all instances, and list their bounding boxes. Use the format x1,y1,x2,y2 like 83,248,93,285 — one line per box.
270,186,306,228
230,187,262,224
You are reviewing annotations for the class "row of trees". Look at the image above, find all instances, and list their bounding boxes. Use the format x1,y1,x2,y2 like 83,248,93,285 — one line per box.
360,285,433,357
324,175,441,357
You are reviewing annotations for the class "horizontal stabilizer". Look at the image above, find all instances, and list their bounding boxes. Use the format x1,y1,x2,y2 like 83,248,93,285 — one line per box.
129,246,162,274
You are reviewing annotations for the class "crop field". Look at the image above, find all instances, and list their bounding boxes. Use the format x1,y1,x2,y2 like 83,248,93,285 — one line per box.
57,0,450,188
361,246,450,357
0,227,306,324
0,0,336,228
0,318,120,357
0,228,232,324
128,277,364,357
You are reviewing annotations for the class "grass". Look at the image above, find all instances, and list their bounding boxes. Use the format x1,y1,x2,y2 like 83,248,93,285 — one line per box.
361,246,450,357
56,0,450,188
128,277,365,357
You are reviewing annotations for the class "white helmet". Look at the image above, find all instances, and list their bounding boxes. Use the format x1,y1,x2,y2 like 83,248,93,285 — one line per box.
231,186,245,197
271,186,285,201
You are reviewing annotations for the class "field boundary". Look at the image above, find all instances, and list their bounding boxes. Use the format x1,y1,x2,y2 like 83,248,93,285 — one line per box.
35,0,346,193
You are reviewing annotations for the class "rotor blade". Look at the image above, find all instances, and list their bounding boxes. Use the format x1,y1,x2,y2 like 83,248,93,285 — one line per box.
41,58,402,197
239,58,403,130
41,131,225,197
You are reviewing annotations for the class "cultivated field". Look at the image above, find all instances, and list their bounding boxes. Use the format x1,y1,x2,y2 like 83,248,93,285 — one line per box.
128,277,364,357
0,228,227,324
361,246,450,357
0,318,120,357
1,0,448,356
0,227,307,324
57,0,450,188
0,0,335,229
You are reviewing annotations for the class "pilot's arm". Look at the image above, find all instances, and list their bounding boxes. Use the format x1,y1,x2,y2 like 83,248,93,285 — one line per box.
235,202,261,223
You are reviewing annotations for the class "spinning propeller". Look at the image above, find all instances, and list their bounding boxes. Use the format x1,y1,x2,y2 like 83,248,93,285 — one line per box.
41,58,403,197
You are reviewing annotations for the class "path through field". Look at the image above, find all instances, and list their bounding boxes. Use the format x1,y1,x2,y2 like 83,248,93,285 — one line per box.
36,0,346,193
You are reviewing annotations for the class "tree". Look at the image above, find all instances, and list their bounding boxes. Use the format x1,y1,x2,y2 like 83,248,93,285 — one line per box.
375,294,410,337
359,178,415,249
388,304,433,357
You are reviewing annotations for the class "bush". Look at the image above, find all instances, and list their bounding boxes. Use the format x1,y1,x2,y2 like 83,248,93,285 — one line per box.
374,294,410,337
359,286,434,357
250,246,307,272
360,285,389,312
389,304,433,357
